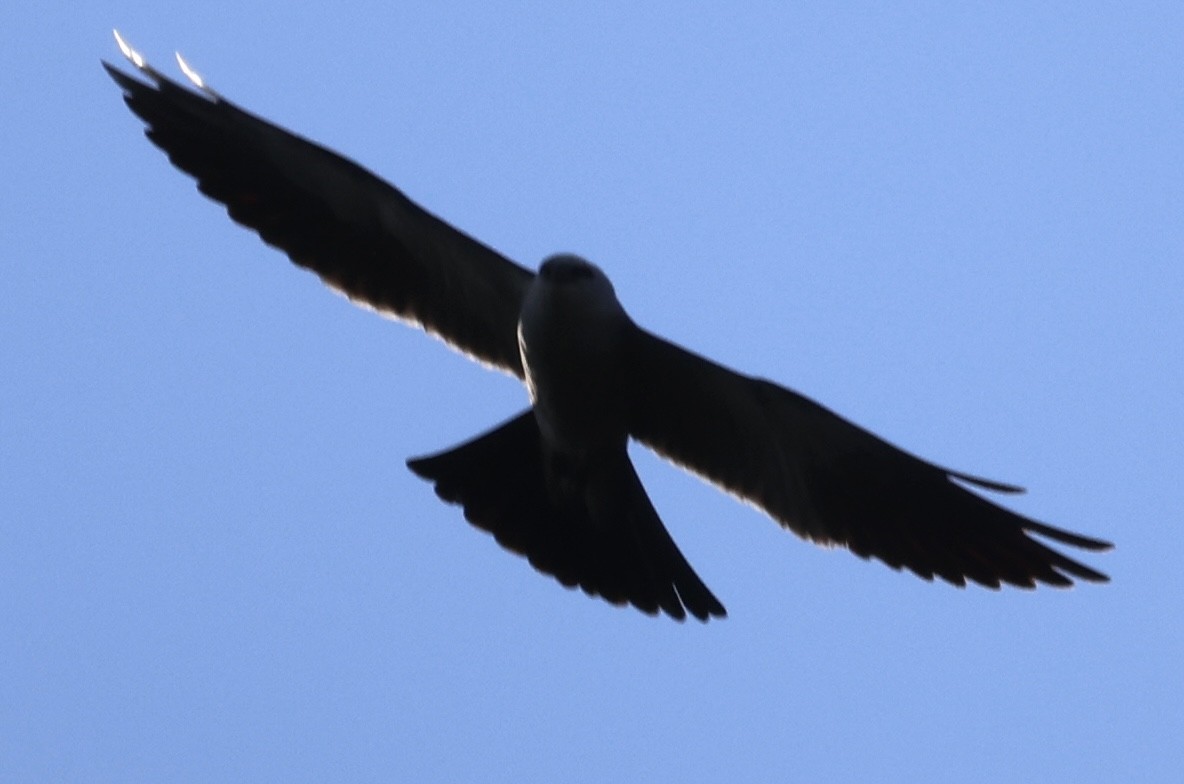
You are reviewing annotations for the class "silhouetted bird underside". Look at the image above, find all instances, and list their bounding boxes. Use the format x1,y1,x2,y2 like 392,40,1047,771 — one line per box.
104,32,1112,621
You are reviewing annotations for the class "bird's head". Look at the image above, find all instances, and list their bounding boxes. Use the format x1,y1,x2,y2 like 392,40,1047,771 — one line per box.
520,253,628,344
539,253,610,287
533,253,622,313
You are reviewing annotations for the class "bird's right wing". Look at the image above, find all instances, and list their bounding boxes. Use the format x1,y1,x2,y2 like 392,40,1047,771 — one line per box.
104,35,532,376
625,327,1112,589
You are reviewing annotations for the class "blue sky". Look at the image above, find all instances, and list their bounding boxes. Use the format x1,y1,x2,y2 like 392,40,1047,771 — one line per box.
3,2,1181,781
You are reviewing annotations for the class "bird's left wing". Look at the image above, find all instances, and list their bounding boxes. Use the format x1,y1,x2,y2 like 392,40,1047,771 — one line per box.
104,34,532,376
625,327,1113,589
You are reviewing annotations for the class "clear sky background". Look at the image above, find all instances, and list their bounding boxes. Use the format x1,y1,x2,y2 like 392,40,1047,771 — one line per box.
3,2,1180,782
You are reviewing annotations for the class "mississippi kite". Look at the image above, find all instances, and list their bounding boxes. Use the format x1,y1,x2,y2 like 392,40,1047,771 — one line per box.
104,33,1111,621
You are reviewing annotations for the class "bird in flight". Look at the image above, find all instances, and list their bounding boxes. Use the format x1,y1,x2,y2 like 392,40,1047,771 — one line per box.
104,32,1111,621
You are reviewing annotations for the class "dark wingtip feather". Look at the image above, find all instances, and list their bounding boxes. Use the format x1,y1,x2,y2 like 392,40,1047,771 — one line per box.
102,60,146,93
948,469,1026,495
1024,520,1114,552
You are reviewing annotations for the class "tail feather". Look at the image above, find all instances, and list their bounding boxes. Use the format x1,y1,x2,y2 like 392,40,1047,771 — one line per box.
407,410,726,621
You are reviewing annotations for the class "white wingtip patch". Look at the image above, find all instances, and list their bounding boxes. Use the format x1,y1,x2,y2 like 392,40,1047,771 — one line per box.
113,29,146,69
175,52,206,89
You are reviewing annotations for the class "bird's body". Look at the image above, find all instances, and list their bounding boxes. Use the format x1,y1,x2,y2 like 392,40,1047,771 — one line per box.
104,33,1112,621
520,256,630,456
